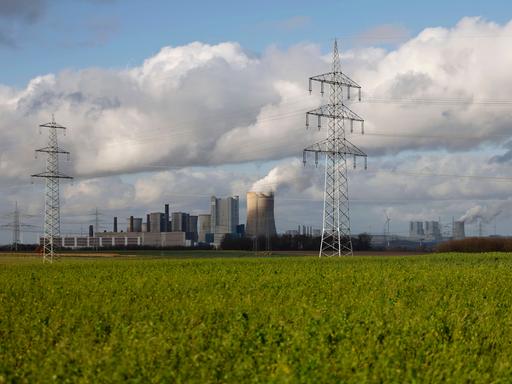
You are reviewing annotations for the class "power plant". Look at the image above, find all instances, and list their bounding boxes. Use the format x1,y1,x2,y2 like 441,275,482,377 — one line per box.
40,195,245,250
246,192,277,238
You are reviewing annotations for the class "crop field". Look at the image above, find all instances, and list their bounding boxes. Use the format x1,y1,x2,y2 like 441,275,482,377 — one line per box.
1,252,512,383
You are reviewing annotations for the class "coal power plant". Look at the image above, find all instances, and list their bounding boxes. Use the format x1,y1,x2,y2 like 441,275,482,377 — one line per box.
246,192,277,238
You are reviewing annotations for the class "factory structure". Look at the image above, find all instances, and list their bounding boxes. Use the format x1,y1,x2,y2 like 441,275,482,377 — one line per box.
246,192,277,238
285,226,321,237
409,221,443,241
43,192,279,249
370,218,467,250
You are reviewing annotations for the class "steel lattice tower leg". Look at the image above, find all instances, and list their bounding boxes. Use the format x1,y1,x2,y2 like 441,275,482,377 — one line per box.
303,40,367,257
32,116,73,263
12,201,20,252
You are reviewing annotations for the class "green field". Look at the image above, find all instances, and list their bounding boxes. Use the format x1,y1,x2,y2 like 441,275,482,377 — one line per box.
1,252,512,383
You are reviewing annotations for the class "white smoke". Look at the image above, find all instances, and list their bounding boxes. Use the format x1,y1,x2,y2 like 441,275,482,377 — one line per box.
250,159,318,194
458,202,508,223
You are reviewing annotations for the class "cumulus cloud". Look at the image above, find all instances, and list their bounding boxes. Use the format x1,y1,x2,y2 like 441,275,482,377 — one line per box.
3,41,326,181
4,17,512,240
348,17,512,155
2,17,512,182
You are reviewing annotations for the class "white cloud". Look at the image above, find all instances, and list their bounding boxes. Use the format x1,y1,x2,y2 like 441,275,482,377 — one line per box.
3,17,512,241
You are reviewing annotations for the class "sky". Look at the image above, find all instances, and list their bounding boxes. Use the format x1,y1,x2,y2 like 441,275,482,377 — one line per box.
2,0,512,243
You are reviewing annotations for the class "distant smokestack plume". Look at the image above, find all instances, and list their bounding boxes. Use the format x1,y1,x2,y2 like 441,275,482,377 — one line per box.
246,192,277,237
459,203,504,224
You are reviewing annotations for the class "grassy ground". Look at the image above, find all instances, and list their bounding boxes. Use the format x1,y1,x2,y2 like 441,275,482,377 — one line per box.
1,252,512,383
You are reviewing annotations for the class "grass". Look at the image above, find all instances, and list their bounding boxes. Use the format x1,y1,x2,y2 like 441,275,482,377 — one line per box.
1,252,512,383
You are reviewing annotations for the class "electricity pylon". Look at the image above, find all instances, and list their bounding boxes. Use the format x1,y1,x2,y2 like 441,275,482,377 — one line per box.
0,202,38,251
12,201,20,251
31,116,73,262
303,40,367,257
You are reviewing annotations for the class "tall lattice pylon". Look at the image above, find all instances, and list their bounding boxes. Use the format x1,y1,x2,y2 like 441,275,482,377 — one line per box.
303,40,367,257
32,116,73,262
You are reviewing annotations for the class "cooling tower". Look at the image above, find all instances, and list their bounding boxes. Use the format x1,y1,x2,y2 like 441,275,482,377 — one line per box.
246,192,277,237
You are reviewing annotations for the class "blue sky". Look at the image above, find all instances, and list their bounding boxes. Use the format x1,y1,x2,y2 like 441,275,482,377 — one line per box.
2,0,512,87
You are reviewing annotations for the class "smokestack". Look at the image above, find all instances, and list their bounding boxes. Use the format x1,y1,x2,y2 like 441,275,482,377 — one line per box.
246,192,277,237
88,225,93,237
146,214,150,232
165,204,169,232
113,217,118,232
129,216,134,232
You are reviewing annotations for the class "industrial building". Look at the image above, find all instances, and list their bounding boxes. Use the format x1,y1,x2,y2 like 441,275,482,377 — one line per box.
51,231,187,249
171,212,188,232
285,225,320,237
127,217,143,232
38,192,266,249
188,215,198,242
198,214,211,243
149,212,165,233
453,221,465,240
424,221,442,241
46,203,190,248
246,192,277,238
409,221,424,238
210,195,240,247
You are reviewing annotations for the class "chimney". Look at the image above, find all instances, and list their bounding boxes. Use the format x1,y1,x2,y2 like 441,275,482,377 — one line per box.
88,225,93,237
146,214,151,232
129,216,134,232
164,204,170,232
113,217,118,232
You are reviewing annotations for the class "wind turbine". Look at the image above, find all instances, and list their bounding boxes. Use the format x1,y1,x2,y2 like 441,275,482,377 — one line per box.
384,211,391,248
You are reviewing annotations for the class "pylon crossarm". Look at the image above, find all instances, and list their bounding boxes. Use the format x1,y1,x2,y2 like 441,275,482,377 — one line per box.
303,138,367,157
31,172,73,179
35,147,70,155
306,103,364,122
40,122,67,130
309,72,361,94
